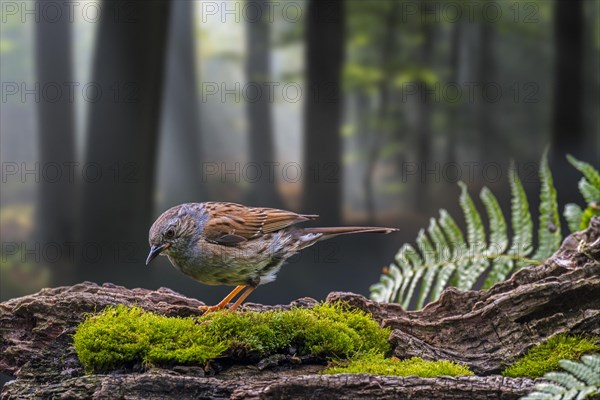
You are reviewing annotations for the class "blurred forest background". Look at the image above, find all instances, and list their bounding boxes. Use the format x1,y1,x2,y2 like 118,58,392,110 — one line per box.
1,0,599,307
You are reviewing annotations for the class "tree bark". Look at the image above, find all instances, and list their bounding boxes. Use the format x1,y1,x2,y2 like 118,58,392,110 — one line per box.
2,218,599,398
2,372,534,400
78,1,170,286
35,0,76,283
302,0,345,225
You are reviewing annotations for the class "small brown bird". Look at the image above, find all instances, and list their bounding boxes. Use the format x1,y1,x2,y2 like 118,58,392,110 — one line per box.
146,202,398,312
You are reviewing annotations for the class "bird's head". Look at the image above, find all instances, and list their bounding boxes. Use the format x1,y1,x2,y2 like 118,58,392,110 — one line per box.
146,204,203,265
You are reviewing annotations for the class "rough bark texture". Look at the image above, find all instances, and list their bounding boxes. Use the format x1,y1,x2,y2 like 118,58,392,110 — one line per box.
2,218,599,399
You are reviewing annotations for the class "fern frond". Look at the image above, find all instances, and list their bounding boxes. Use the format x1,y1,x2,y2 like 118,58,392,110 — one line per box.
481,187,511,288
567,154,600,189
481,187,508,253
369,152,562,309
409,230,433,308
559,359,600,386
401,240,429,309
392,244,419,306
458,181,487,248
578,178,600,205
529,382,569,396
416,219,447,308
564,204,584,233
369,274,394,303
521,354,600,400
531,148,561,262
544,372,585,390
457,181,488,290
581,354,600,370
508,161,534,260
521,393,555,400
431,210,461,300
564,155,600,232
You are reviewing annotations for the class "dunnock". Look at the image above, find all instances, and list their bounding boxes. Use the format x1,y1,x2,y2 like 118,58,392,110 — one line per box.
146,202,398,312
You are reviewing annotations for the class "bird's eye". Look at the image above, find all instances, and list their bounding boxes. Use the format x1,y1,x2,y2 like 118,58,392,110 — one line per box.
165,229,175,239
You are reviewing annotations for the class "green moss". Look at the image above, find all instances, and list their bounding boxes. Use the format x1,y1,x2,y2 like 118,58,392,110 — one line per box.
73,306,227,371
502,334,600,378
73,303,391,373
324,353,474,377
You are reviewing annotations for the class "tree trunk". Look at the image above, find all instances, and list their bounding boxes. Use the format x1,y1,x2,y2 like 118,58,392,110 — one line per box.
78,1,170,286
364,3,399,223
245,0,282,208
35,0,76,283
415,1,434,213
156,0,203,210
302,0,345,225
479,14,500,163
552,0,583,153
445,21,462,166
2,217,599,399
550,0,585,232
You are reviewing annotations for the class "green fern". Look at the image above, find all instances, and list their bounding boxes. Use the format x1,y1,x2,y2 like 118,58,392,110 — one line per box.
564,155,600,232
531,150,562,261
370,150,560,308
521,354,600,400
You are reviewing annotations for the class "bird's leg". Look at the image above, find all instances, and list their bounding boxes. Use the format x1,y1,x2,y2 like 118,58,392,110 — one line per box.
228,286,257,311
199,285,246,313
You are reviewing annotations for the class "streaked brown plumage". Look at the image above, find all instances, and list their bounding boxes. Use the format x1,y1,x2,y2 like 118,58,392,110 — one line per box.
147,202,398,312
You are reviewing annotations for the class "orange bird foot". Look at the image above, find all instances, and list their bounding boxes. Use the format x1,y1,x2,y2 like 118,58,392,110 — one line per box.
197,285,257,314
198,304,227,314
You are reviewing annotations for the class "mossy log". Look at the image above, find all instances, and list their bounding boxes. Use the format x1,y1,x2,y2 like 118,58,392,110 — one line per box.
1,218,599,399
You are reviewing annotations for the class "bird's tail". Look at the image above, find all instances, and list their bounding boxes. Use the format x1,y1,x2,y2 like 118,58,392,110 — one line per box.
302,226,398,239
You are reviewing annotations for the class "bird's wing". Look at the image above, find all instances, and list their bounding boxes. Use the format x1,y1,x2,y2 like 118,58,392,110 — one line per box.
202,202,318,244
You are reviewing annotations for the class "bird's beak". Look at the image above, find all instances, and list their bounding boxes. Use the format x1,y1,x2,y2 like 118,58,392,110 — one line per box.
146,243,170,265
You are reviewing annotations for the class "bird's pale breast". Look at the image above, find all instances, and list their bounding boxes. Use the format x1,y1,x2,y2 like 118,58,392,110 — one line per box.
167,231,299,286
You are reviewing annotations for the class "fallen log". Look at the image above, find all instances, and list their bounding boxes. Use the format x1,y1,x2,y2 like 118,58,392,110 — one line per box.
1,218,598,399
